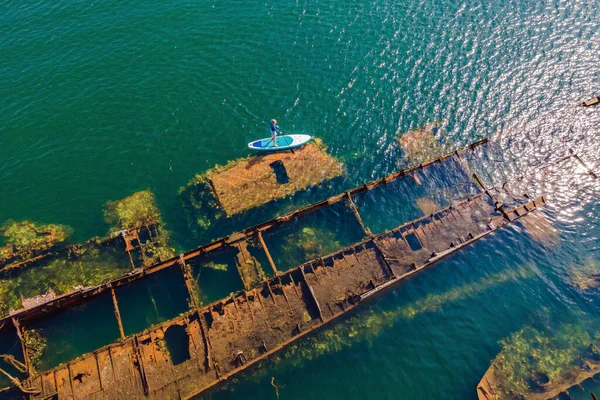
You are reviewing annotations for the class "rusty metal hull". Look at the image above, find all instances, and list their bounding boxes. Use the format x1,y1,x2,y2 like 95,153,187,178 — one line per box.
23,190,545,399
4,136,589,399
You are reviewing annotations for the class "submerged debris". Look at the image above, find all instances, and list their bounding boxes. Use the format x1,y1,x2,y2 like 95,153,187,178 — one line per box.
204,262,228,271
416,196,440,215
569,258,600,291
0,245,131,316
0,221,72,268
179,140,344,230
518,211,560,246
0,191,174,317
398,122,444,165
104,190,175,267
282,227,342,264
478,323,600,400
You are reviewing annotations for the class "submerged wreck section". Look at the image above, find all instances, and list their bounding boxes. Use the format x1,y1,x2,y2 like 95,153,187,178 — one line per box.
179,141,344,229
0,221,72,271
16,180,545,399
398,122,444,165
477,324,600,400
0,190,173,318
3,137,593,399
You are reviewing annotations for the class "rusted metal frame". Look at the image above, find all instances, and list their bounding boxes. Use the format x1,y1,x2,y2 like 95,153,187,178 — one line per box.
28,191,544,400
230,296,243,326
132,335,150,395
265,281,278,305
196,310,216,374
257,231,278,276
0,253,53,274
345,192,372,237
276,277,293,310
242,293,255,323
179,254,201,309
254,288,267,312
286,272,303,302
110,286,126,340
94,352,103,391
369,239,397,279
361,196,545,301
296,267,325,322
10,317,31,376
308,261,323,281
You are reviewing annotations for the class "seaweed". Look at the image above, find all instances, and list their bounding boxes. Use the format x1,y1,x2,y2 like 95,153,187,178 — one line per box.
490,324,599,398
0,221,72,266
104,190,162,231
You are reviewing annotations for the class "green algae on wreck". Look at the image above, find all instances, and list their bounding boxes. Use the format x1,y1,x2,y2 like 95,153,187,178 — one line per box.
104,190,162,231
104,190,175,267
478,323,600,399
398,122,445,166
0,190,174,317
179,139,344,232
0,221,72,268
0,243,131,316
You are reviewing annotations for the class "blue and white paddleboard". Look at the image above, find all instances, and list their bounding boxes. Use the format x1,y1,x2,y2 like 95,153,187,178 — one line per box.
248,134,313,151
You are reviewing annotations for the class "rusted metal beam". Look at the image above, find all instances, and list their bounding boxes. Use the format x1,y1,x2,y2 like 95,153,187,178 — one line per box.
346,192,372,237
370,239,397,279
179,254,201,309
257,231,278,276
569,148,598,178
298,270,325,322
110,287,126,340
132,335,149,395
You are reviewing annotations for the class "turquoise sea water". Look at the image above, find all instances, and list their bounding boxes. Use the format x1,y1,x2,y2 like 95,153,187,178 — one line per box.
1,0,600,398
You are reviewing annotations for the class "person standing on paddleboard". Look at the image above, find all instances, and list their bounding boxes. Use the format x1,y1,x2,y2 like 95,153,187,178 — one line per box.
270,119,282,147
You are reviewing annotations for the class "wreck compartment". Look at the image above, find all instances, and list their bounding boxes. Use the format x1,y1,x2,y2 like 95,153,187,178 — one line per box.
260,200,366,272
0,240,132,318
187,246,246,305
114,265,191,336
20,292,120,372
352,154,479,234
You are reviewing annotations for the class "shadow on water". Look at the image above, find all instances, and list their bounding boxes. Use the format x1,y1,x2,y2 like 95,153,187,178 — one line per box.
115,266,190,337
